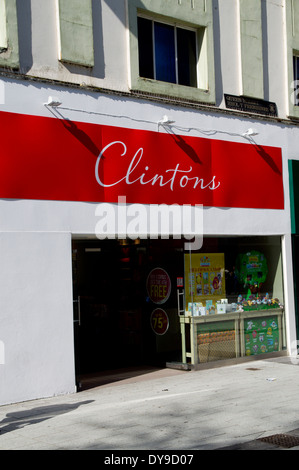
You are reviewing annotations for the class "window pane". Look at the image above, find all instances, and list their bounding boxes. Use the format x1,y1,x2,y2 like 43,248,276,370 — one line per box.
138,17,154,79
293,55,298,81
296,56,299,82
177,28,197,87
293,56,299,106
0,0,7,50
154,22,176,84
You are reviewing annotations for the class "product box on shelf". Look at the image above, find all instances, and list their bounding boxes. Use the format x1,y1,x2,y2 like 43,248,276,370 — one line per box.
187,302,206,316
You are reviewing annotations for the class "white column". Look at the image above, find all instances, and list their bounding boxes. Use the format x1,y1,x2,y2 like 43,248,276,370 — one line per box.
0,231,76,405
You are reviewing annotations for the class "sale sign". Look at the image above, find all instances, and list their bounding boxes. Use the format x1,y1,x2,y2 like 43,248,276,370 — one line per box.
0,110,284,209
150,309,169,335
146,268,171,304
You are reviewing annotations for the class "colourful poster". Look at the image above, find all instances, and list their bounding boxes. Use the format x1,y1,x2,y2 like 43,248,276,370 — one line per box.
184,253,226,308
244,316,280,356
236,250,268,298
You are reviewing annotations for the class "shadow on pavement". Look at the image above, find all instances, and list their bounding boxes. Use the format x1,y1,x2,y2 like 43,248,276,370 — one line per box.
0,400,94,434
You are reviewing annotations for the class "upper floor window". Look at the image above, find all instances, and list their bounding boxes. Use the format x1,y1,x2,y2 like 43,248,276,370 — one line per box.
0,0,19,69
293,55,299,106
0,0,7,51
127,0,215,104
138,16,197,88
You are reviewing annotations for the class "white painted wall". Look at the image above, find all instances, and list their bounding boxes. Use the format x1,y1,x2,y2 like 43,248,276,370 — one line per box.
216,0,287,113
26,0,128,91
0,232,75,405
13,0,289,117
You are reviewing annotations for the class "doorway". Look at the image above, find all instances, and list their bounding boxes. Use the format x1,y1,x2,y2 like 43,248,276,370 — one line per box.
72,238,184,389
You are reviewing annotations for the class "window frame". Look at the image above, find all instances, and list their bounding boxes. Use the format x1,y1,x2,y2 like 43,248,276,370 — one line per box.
0,0,7,51
0,0,19,69
138,14,199,89
293,54,299,107
127,0,215,105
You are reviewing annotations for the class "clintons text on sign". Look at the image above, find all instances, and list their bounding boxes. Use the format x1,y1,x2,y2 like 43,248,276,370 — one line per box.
0,111,284,209
95,141,220,192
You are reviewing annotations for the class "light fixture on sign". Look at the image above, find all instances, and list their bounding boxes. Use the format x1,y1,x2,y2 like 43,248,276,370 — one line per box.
44,96,62,107
158,115,175,125
242,128,259,137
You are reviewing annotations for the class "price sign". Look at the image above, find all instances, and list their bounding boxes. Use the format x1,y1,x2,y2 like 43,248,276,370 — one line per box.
150,309,169,335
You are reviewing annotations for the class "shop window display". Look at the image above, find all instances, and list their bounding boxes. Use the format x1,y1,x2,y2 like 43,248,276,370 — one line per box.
181,236,285,365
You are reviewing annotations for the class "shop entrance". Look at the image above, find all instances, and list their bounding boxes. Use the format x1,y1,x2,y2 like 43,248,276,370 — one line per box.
72,238,184,389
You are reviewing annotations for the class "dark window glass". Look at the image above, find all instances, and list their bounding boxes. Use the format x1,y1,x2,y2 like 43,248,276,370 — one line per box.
293,56,299,106
177,28,197,87
138,17,154,79
154,22,176,83
294,56,299,82
137,16,198,88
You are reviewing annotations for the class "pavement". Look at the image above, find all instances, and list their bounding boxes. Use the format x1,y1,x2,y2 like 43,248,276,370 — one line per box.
1,356,299,451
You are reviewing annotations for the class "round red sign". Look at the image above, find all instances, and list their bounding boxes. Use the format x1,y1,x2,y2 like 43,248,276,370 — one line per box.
150,309,169,335
146,268,171,304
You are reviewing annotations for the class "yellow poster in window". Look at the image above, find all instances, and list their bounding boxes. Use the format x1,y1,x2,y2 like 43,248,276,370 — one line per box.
184,253,226,308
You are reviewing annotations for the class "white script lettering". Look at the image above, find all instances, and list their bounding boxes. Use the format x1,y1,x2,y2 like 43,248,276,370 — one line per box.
95,140,220,192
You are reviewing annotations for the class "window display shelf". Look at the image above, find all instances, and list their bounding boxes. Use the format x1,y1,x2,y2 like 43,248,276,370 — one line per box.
180,308,284,365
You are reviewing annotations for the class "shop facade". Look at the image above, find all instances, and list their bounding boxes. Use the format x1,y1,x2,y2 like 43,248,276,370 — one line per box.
0,77,297,405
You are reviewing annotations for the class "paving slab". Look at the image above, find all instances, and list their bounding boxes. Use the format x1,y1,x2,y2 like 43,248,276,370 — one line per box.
1,356,299,450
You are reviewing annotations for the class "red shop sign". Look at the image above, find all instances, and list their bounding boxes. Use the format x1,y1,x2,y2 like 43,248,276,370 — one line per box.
0,111,284,209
